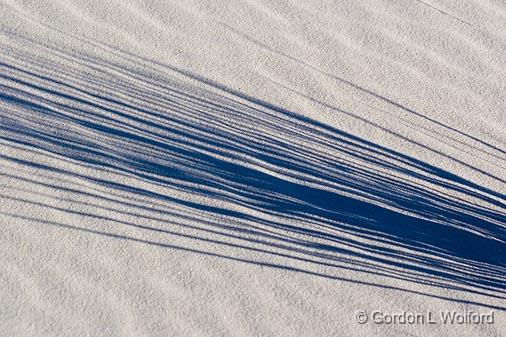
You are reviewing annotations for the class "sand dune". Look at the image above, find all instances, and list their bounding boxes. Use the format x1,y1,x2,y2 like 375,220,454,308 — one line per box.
1,1,505,336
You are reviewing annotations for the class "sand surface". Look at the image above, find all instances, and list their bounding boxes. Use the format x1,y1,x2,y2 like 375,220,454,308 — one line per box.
1,1,505,336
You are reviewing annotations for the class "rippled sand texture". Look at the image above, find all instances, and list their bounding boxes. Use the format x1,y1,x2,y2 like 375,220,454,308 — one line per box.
1,1,505,336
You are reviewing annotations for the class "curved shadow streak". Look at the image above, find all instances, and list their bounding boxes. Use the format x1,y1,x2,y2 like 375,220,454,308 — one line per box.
1,41,505,309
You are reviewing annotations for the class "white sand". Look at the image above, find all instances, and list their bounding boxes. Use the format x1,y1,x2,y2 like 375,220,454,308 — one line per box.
1,1,505,336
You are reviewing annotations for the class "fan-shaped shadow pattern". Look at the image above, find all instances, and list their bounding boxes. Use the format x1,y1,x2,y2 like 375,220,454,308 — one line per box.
1,39,505,309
